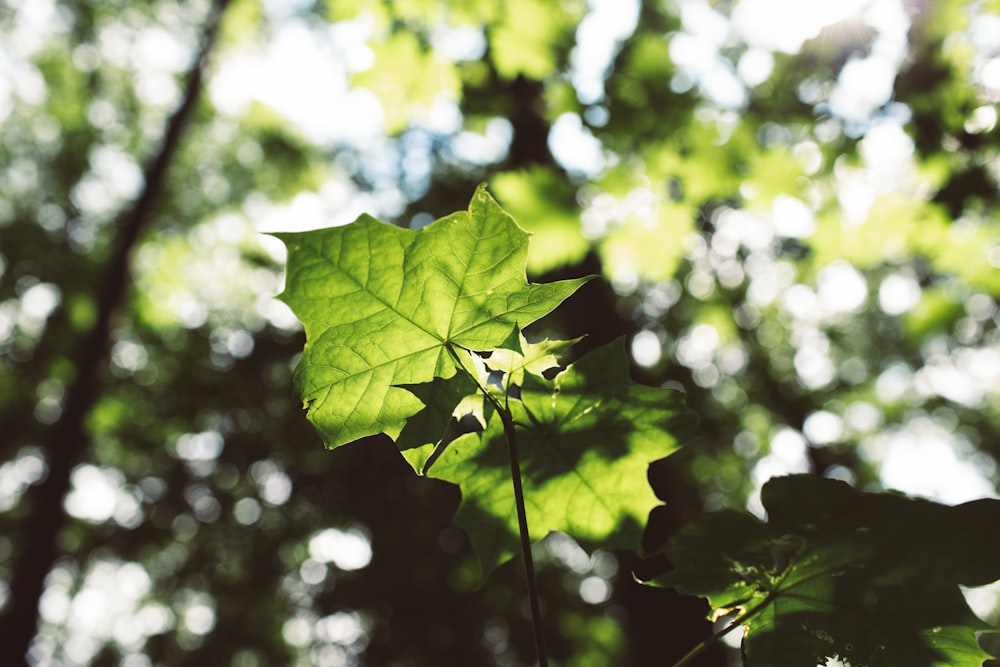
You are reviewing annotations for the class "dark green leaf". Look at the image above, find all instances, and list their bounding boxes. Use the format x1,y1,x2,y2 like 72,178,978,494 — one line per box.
651,475,1000,666
395,371,482,466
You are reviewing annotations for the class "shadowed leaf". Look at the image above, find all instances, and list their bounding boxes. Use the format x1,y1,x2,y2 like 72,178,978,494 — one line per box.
650,475,1000,666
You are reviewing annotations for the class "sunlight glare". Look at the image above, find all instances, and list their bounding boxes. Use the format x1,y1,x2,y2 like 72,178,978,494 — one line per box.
631,330,662,368
732,0,872,53
233,497,262,525
174,430,224,462
748,428,809,516
544,532,591,574
283,616,314,647
771,195,815,239
315,611,368,646
210,21,381,146
572,0,639,104
861,418,998,504
548,112,605,176
308,527,373,571
803,410,844,446
878,271,921,315
0,448,46,511
817,261,867,317
37,561,160,665
180,593,216,636
578,576,611,604
251,459,293,506
64,465,142,526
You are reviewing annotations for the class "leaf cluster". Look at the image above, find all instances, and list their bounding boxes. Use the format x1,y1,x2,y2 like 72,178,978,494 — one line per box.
277,185,695,579
279,188,1000,665
653,475,1000,666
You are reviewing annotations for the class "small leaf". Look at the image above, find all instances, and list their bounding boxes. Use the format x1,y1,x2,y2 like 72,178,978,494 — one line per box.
650,475,1000,666
426,338,697,577
486,330,583,388
275,185,589,449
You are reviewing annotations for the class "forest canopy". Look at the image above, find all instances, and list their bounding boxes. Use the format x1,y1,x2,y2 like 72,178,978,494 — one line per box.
1,0,999,665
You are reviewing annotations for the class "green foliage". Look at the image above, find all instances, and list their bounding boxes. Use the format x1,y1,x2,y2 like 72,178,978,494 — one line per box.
490,167,589,274
419,337,695,576
598,198,694,284
278,188,695,579
279,186,1000,662
276,184,587,449
652,475,1000,666
237,102,326,197
487,0,585,79
353,31,461,133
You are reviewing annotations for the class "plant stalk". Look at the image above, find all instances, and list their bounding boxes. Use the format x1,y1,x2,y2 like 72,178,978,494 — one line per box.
497,404,549,667
445,344,548,666
670,593,773,667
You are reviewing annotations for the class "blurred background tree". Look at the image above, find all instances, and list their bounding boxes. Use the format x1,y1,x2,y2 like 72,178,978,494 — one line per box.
1,0,998,665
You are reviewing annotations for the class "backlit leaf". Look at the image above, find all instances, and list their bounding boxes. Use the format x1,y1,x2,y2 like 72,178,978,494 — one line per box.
276,185,588,449
426,338,696,576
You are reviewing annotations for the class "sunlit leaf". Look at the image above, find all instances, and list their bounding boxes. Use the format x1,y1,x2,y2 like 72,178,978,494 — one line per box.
276,185,588,449
395,372,481,454
425,338,696,576
486,329,582,387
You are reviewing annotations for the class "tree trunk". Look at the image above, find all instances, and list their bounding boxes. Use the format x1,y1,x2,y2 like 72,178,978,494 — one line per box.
0,2,229,663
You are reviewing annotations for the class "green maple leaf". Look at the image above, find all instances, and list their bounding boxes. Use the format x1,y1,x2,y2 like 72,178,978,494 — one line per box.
651,475,1000,666
424,338,697,576
275,185,589,449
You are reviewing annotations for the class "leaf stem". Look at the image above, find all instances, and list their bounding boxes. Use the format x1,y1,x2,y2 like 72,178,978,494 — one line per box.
498,401,549,666
670,593,773,667
446,344,548,667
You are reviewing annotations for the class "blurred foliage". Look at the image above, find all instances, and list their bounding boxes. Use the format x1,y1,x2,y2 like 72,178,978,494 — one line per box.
1,0,999,665
490,167,589,273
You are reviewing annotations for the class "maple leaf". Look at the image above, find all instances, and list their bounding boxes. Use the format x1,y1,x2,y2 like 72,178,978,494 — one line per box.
275,185,589,449
423,338,697,577
650,475,1000,666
